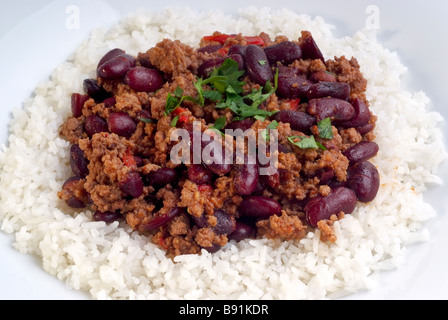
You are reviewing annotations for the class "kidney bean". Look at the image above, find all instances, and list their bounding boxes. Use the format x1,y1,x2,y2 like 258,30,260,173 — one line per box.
306,82,351,100
343,141,379,165
300,32,325,62
245,44,273,86
307,98,355,122
198,54,244,78
120,53,136,68
119,171,143,198
62,177,86,208
305,187,357,227
356,123,374,135
71,93,89,118
103,97,116,108
274,110,316,133
192,209,236,235
70,144,89,178
338,98,371,128
228,221,256,242
264,41,302,65
320,169,335,184
277,66,312,99
125,67,164,92
234,154,259,196
97,48,125,70
238,196,282,219
142,207,185,231
309,71,337,83
260,171,280,189
228,44,247,57
84,115,108,137
225,118,254,132
83,79,112,103
198,44,223,54
97,56,132,80
145,167,178,186
347,161,380,203
93,210,122,223
201,133,232,176
188,164,213,185
108,112,137,138
203,244,222,253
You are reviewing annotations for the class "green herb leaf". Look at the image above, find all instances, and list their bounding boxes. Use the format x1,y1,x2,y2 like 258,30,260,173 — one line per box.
212,116,227,131
317,117,333,140
258,60,267,66
174,87,184,98
203,90,222,102
262,120,279,142
139,118,153,124
170,115,179,127
288,135,325,150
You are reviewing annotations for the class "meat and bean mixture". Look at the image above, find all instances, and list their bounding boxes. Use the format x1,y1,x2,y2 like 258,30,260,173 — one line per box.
58,31,380,257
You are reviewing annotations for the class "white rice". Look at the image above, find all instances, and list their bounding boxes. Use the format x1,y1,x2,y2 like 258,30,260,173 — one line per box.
0,7,446,300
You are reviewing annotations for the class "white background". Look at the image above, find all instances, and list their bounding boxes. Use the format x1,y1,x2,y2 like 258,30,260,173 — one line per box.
0,0,447,300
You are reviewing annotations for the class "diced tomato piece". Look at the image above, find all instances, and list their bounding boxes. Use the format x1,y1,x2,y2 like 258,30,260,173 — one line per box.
287,99,301,111
123,148,137,170
172,107,187,117
244,36,265,46
198,184,213,195
178,115,189,124
218,47,230,56
203,34,233,44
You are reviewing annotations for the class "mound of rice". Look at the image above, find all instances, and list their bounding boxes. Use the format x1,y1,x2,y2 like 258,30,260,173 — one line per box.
0,7,446,300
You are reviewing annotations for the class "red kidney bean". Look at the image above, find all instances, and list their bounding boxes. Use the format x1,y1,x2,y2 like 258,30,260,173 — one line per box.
347,161,380,203
201,133,232,176
228,221,256,242
70,144,89,178
198,44,223,54
238,196,282,219
338,98,371,128
305,187,357,227
124,67,164,92
309,71,336,83
83,79,112,103
245,44,273,86
192,209,236,235
62,177,86,208
225,118,254,132
277,66,312,99
120,53,136,68
93,210,122,223
300,32,325,62
234,155,259,196
103,97,116,108
71,93,89,118
260,172,280,189
306,82,351,100
119,171,143,198
274,110,316,133
307,98,355,122
264,41,302,65
97,48,126,70
343,141,379,165
198,54,244,78
145,167,178,186
97,56,132,80
203,244,222,253
84,115,108,137
142,207,185,231
356,123,374,135
228,44,247,57
188,164,213,185
108,112,137,138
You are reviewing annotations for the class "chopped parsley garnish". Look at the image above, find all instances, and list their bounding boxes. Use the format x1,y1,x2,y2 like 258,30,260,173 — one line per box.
170,115,179,127
288,135,326,151
139,118,153,124
164,87,196,116
262,120,279,141
258,60,267,66
317,117,333,140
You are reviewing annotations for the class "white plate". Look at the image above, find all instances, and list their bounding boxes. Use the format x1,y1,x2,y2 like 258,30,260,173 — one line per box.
1,0,447,300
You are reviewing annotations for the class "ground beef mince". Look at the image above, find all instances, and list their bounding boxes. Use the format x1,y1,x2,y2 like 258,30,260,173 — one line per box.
58,31,380,257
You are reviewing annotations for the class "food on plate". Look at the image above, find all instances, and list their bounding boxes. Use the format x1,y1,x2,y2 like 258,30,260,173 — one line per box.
0,8,445,300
